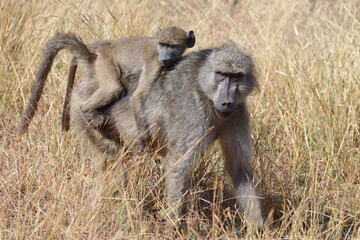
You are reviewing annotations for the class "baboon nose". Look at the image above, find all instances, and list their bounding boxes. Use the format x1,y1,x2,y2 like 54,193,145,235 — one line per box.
222,102,232,108
161,59,172,67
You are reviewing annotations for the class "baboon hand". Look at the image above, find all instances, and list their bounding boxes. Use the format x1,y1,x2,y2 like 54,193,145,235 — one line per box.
80,105,105,127
139,131,152,152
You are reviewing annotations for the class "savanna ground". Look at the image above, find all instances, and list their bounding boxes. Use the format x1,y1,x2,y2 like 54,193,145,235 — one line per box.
1,0,360,239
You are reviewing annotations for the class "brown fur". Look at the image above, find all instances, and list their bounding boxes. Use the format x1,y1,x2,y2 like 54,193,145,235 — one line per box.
156,26,189,45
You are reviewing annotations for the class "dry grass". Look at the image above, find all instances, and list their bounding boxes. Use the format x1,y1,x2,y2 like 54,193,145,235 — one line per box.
1,0,360,239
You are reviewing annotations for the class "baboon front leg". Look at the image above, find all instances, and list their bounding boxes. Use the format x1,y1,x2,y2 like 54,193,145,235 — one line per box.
219,133,264,229
80,55,123,127
165,153,194,227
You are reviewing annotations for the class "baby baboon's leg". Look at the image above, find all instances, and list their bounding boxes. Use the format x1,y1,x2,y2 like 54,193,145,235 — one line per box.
131,66,159,150
80,54,123,127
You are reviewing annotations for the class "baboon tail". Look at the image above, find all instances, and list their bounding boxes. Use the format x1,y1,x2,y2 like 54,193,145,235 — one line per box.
48,32,96,64
18,32,96,134
61,57,77,132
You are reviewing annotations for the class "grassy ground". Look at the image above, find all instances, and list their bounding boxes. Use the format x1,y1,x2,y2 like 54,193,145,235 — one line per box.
1,0,359,239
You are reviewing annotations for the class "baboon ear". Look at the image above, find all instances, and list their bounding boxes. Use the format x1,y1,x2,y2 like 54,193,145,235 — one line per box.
155,26,161,38
186,30,195,48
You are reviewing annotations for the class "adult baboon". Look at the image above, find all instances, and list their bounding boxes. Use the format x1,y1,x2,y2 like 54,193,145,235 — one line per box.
18,27,195,135
70,42,264,228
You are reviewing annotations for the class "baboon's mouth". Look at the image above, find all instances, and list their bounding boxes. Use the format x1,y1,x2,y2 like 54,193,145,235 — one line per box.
215,109,233,118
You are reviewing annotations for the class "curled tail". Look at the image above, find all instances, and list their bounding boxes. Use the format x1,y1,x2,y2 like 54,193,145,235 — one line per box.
18,32,96,134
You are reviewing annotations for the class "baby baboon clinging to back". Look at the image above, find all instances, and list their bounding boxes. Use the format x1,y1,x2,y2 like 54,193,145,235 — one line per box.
79,26,195,132
18,27,195,135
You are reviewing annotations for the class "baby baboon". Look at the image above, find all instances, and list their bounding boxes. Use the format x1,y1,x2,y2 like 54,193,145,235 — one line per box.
132,26,195,148
78,26,195,130
70,43,264,229
18,27,195,134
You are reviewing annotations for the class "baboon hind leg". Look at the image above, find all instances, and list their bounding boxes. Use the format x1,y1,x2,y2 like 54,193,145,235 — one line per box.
80,55,123,127
84,126,128,202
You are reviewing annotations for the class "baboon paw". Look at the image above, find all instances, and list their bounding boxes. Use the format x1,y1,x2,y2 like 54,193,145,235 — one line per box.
79,105,88,114
139,133,153,152
139,143,146,152
80,105,92,121
139,140,153,153
91,114,105,127
80,105,105,127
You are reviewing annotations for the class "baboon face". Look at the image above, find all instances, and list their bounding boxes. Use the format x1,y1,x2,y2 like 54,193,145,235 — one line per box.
155,26,195,67
157,43,186,67
201,44,257,117
213,71,245,117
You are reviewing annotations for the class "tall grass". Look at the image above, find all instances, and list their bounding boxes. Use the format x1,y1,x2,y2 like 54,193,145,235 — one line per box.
1,0,359,238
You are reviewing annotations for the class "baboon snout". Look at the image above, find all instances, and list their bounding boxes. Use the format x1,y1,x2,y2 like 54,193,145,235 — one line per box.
217,99,235,112
160,59,173,67
215,98,236,117
213,76,239,117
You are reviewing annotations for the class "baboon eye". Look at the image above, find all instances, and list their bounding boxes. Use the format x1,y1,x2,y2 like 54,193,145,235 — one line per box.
232,72,244,81
159,43,174,48
215,72,226,81
233,72,244,78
